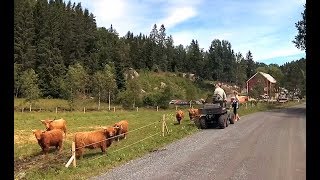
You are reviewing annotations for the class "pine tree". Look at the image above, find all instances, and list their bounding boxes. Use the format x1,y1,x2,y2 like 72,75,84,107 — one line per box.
208,39,223,80
14,0,36,70
245,50,255,79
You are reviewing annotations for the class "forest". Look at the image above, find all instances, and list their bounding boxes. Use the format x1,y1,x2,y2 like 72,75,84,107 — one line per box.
14,0,306,108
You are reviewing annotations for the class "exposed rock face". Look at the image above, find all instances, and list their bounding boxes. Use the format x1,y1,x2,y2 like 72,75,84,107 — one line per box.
160,82,166,88
124,68,139,80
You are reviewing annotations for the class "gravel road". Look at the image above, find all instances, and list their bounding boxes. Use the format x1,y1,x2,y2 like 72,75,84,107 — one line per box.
91,103,306,180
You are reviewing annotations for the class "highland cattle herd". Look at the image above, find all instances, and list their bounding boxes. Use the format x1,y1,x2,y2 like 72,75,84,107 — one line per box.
32,109,200,159
32,118,129,159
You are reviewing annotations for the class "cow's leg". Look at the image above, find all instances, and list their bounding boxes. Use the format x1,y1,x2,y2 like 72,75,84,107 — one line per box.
58,141,63,152
76,149,83,159
100,145,106,153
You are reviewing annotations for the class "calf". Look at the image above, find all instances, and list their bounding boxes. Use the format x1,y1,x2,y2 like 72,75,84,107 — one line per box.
176,110,184,124
32,129,64,154
113,120,129,141
74,126,116,159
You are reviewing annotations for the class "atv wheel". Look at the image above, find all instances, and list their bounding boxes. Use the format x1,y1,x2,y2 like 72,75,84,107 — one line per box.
218,114,226,129
199,117,208,129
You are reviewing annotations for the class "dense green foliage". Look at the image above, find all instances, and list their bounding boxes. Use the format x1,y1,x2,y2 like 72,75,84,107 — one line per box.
14,0,306,108
293,4,306,51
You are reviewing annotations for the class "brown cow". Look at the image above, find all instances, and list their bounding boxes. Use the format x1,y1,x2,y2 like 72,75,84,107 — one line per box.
41,118,67,136
188,108,199,121
32,129,64,155
176,110,184,124
113,120,129,141
74,126,116,159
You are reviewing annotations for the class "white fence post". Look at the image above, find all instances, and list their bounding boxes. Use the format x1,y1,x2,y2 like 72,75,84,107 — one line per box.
65,142,76,168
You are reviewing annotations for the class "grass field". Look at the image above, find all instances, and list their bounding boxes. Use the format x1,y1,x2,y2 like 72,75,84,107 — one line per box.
14,99,304,179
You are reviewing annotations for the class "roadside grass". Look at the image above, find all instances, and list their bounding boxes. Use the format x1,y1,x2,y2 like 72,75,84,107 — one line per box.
14,99,304,179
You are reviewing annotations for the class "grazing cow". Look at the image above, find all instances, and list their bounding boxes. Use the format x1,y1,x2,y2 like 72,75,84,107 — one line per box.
113,120,129,141
32,129,64,155
41,118,67,136
176,110,184,124
74,126,116,159
188,108,200,121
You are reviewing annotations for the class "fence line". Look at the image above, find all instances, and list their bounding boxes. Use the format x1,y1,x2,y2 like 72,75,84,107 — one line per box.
74,121,161,150
65,118,166,167
88,132,161,163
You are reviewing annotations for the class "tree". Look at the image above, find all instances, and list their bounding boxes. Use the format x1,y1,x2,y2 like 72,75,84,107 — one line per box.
20,68,41,104
92,64,117,110
64,63,89,109
293,4,306,51
245,51,255,79
14,0,36,69
14,63,23,98
208,39,223,80
234,52,247,87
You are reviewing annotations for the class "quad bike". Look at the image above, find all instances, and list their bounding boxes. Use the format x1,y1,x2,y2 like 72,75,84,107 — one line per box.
194,94,234,129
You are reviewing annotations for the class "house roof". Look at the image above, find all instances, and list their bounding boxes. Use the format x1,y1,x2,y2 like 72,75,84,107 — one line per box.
246,71,277,83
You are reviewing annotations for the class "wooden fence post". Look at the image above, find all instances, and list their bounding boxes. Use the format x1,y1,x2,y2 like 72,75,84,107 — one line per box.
83,107,86,113
113,107,116,112
157,106,159,112
22,108,24,113
162,114,165,137
56,107,58,113
175,106,178,110
162,114,169,137
72,142,76,167
246,103,247,109
29,104,32,112
65,141,76,168
136,107,139,112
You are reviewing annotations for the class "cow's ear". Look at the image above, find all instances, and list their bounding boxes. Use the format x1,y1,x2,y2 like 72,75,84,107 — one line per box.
32,130,36,133
40,120,45,123
103,128,108,134
48,120,54,123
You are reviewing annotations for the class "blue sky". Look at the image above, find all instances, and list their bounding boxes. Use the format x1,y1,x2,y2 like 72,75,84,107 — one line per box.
70,0,305,66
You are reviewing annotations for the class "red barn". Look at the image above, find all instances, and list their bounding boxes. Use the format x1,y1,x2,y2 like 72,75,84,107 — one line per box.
246,72,277,98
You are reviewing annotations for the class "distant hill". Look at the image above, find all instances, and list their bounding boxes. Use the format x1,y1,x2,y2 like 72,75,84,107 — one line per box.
133,70,239,101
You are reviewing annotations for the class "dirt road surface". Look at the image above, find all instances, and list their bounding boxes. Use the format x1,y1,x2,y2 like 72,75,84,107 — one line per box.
92,103,306,180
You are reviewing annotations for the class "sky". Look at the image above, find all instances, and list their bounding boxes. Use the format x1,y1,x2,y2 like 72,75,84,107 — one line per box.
70,0,305,66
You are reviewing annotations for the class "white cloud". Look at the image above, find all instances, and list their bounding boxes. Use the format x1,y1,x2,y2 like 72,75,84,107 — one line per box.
156,7,197,29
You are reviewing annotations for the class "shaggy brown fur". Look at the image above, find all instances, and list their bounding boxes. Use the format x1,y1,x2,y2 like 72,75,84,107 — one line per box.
74,127,116,159
113,120,129,141
188,108,200,121
32,129,64,154
176,110,184,124
41,118,67,136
